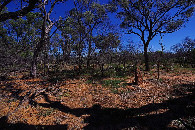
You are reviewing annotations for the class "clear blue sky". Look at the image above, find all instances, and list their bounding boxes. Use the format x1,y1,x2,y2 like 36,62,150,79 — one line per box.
7,0,195,51
141,15,195,51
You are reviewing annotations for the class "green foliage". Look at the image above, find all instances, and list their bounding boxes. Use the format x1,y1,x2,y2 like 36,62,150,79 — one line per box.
0,11,43,72
111,88,119,94
101,79,128,94
102,79,123,88
171,37,195,67
114,0,194,70
94,32,120,51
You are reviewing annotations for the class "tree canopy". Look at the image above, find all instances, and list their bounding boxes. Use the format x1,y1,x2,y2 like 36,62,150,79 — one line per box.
0,0,40,22
112,0,194,70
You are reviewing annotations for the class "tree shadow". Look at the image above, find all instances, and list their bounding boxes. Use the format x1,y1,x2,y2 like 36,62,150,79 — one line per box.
0,75,15,81
1,83,194,129
36,88,195,129
48,69,80,81
0,116,67,130
35,83,195,129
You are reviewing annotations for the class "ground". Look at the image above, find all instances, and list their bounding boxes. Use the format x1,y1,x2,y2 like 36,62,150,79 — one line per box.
0,67,195,130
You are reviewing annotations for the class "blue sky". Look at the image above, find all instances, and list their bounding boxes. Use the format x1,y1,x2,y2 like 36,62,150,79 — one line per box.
122,15,195,51
142,15,195,51
6,0,195,51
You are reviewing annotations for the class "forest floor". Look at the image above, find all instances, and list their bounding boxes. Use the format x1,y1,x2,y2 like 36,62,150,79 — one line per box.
0,67,195,130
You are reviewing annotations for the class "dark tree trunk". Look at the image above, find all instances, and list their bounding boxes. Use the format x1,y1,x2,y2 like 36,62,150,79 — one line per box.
134,65,138,85
78,40,82,73
87,42,91,68
87,26,92,68
144,45,150,71
43,48,48,76
101,63,104,76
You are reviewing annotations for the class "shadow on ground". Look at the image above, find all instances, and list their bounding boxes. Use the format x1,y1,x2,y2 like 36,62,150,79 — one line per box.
0,116,67,130
0,82,194,130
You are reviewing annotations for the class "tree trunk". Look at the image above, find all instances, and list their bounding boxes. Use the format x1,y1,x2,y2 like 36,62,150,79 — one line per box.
134,65,138,85
30,53,38,78
123,61,126,71
101,63,104,76
87,26,92,68
43,48,48,76
87,42,91,68
30,1,55,78
144,45,150,71
30,38,46,78
78,39,82,73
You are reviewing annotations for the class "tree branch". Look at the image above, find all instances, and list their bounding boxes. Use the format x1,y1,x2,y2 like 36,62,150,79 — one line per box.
0,0,12,12
0,0,39,22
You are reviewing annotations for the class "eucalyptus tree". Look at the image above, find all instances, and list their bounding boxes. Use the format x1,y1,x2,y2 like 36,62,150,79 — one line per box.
60,0,108,69
62,13,86,71
94,32,120,75
59,0,107,71
56,17,72,63
0,12,42,72
82,0,108,68
171,37,195,67
0,0,40,22
113,0,195,71
30,0,67,78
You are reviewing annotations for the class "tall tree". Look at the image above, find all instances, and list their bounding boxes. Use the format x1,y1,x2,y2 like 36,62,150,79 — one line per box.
30,0,67,78
59,0,107,71
82,0,108,68
64,9,86,71
59,0,108,70
113,0,194,71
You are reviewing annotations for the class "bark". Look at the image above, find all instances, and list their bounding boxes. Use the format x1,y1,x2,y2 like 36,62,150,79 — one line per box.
43,48,47,75
30,0,56,78
78,36,82,73
87,26,92,68
30,54,37,78
87,42,91,68
30,27,46,78
30,38,46,78
30,14,47,77
144,45,150,71
134,65,138,85
101,63,104,76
